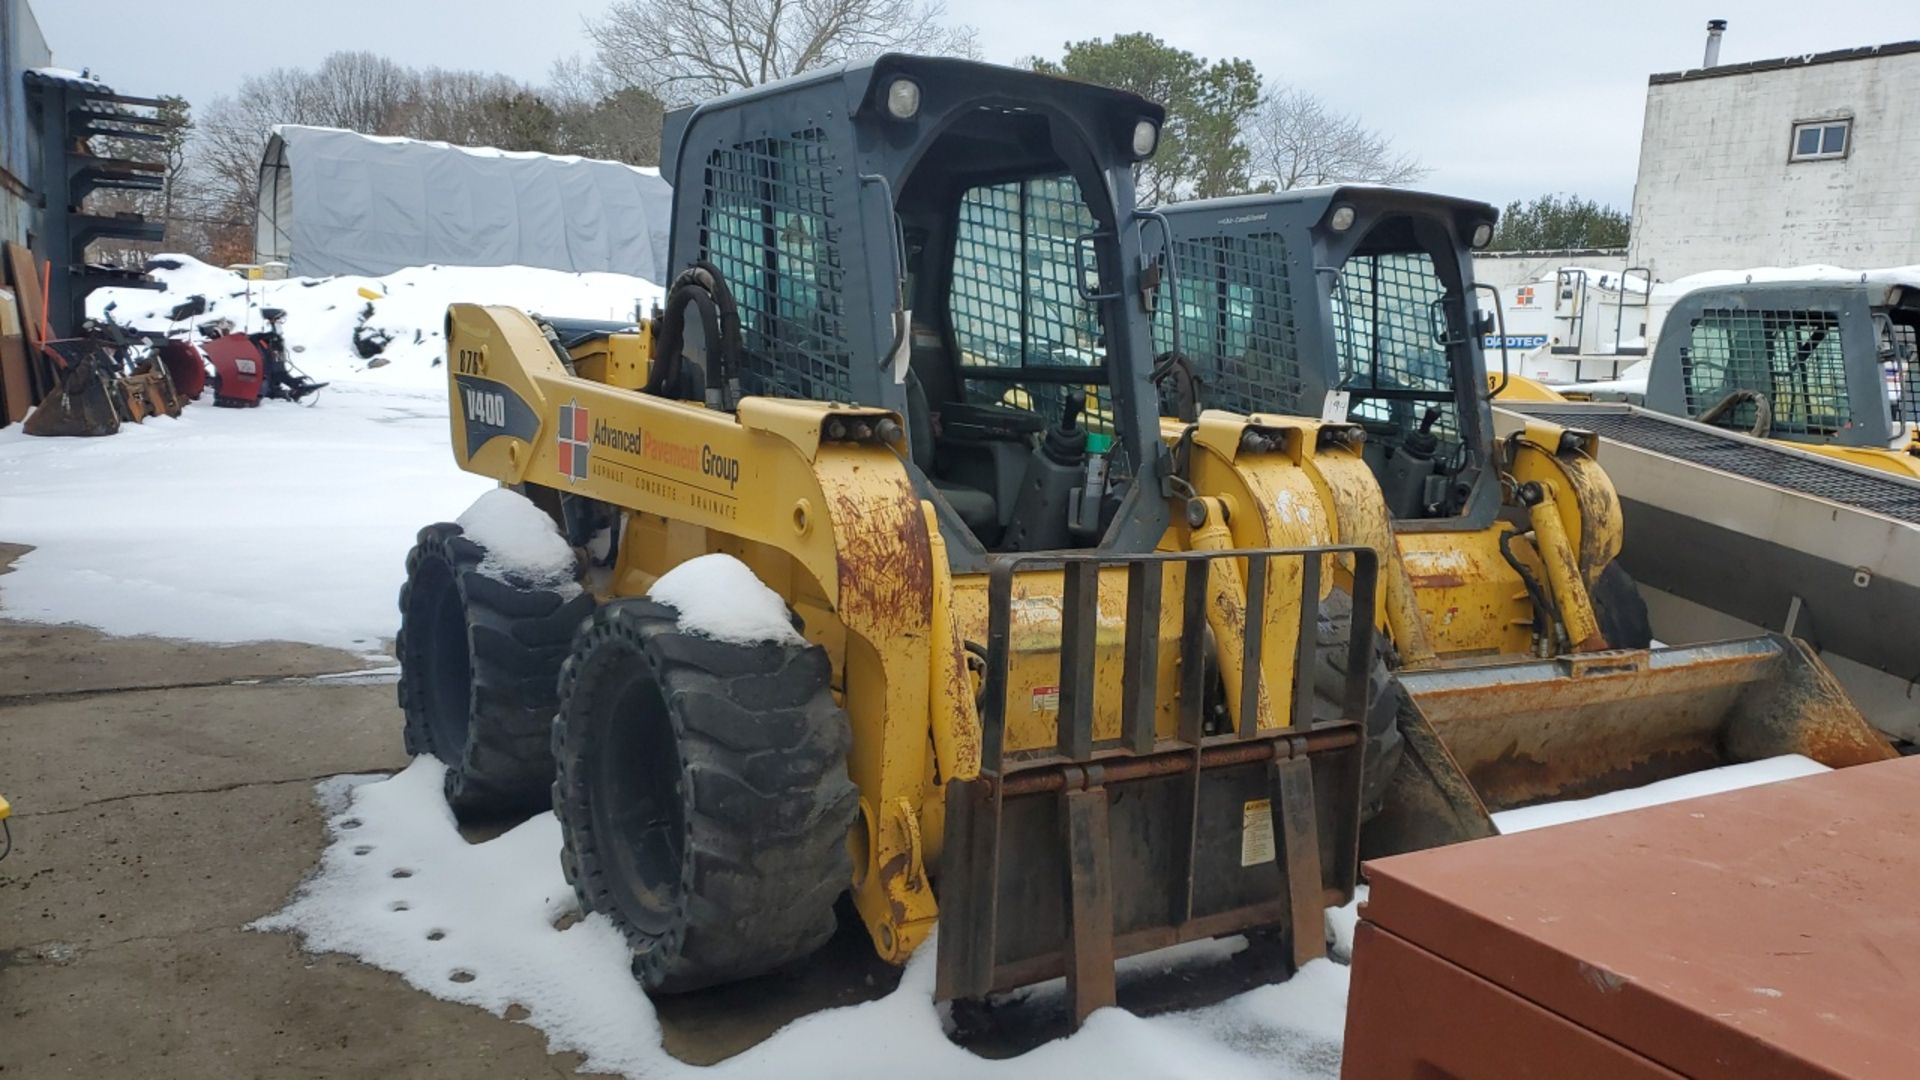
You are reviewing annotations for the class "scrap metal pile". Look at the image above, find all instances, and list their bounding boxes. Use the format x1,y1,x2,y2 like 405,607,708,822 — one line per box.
0,279,326,437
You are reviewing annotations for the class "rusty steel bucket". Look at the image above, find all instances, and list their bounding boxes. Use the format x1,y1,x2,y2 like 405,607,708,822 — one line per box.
23,341,121,437
1392,634,1897,814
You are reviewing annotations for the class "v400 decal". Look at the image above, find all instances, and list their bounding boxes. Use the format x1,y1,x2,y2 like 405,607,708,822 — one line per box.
454,375,540,457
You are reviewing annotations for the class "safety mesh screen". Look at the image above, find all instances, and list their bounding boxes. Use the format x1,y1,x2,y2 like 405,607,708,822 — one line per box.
1681,309,1848,437
699,129,853,402
1332,253,1458,445
1889,319,1919,426
1150,233,1304,416
950,175,1110,437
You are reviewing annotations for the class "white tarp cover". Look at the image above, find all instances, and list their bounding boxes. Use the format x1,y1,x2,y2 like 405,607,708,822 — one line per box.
255,125,671,282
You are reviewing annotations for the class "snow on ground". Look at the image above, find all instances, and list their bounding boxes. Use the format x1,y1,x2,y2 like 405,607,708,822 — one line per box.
1491,754,1829,834
648,553,806,646
0,383,491,651
1323,886,1365,964
258,759,1348,1080
259,754,1833,1078
0,256,660,650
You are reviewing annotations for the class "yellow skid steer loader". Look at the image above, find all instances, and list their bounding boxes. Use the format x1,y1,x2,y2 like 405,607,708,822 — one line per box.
1148,187,1894,822
400,57,1469,1027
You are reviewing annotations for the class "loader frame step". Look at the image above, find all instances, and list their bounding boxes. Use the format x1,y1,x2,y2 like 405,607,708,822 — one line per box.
1516,405,1920,523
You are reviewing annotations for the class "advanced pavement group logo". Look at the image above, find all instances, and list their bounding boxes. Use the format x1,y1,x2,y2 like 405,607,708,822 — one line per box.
557,399,590,482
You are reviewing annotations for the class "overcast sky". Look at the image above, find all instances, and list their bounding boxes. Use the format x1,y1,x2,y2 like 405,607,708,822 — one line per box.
33,0,1920,208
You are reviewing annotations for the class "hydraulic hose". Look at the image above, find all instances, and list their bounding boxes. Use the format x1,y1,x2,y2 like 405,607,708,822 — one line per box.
1152,351,1202,422
1499,527,1565,657
647,263,746,406
1699,388,1772,439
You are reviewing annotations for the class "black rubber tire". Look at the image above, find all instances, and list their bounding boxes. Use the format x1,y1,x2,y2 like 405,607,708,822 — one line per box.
1591,561,1654,650
1310,588,1405,821
396,520,593,821
552,598,858,994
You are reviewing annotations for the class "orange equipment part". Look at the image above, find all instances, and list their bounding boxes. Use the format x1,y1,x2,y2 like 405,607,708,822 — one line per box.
1342,757,1920,1079
37,259,50,342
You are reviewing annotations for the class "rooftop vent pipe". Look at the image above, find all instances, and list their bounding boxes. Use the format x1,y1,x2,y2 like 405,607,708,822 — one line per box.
1704,19,1727,67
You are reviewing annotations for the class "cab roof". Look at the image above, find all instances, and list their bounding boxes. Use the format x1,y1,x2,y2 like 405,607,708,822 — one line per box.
663,53,1165,172
1154,185,1498,225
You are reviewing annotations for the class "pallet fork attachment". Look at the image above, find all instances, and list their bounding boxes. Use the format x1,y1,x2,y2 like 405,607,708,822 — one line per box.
935,545,1379,1024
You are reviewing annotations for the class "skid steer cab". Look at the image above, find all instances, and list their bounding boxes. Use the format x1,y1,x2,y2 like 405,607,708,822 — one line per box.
1638,278,1920,478
1148,187,1894,823
401,56,1483,1028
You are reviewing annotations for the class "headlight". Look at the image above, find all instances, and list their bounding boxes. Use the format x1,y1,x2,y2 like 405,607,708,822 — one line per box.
1329,206,1356,232
885,78,921,120
1132,119,1159,158
1471,222,1494,249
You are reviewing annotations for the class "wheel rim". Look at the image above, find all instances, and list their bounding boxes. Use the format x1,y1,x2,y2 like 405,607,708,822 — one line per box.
587,657,686,938
411,557,472,759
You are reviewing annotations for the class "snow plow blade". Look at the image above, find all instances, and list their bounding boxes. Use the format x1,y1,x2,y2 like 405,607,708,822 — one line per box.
1393,635,1897,812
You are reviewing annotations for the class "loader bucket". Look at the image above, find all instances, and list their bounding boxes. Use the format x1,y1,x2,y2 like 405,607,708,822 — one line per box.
1359,702,1498,860
936,544,1382,1026
22,341,120,437
1392,635,1897,812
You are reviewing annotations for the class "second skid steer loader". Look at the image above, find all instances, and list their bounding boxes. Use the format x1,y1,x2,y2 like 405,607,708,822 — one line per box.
1147,186,1894,821
396,56,1492,1028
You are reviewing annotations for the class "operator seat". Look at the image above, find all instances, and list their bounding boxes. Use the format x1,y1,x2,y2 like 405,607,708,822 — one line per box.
905,374,999,535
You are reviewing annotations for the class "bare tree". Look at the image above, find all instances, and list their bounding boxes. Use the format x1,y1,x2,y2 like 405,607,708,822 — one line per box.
583,0,979,104
1248,88,1427,191
196,54,422,234
399,68,530,145
298,52,417,134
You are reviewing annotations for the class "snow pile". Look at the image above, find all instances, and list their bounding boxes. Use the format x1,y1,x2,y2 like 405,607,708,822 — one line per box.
456,488,580,593
260,751,1840,1077
1492,754,1829,834
648,553,805,646
90,254,663,392
260,757,1346,1079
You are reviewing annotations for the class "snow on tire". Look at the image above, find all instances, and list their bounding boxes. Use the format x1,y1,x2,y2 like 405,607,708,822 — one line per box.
396,518,593,821
552,598,857,994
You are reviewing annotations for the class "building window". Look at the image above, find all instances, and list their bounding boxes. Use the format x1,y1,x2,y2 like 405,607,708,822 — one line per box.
1790,118,1850,161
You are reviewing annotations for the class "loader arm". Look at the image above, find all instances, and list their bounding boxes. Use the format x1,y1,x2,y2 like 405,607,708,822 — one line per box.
448,302,953,961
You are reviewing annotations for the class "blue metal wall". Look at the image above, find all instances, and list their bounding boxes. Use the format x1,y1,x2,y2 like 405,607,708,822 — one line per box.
2,0,53,249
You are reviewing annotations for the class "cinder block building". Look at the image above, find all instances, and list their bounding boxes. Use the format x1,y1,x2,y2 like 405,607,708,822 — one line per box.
1629,38,1920,280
